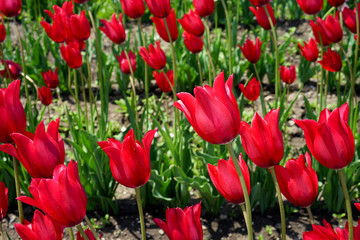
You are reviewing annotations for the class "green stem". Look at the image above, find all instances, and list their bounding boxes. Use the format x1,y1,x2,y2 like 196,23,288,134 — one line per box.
240,203,249,229
196,54,203,85
253,64,266,117
314,62,320,112
76,225,89,240
319,46,324,116
68,227,75,240
73,69,82,117
225,143,253,240
13,158,24,224
306,206,314,225
203,18,216,84
135,187,146,240
85,47,97,132
269,166,286,240
324,70,328,108
350,2,359,132
338,169,353,240
0,44,9,87
78,68,88,129
220,0,232,74
84,215,100,240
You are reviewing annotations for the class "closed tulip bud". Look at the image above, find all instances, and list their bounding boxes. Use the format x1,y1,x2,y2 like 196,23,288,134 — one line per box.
116,50,137,75
318,48,342,72
77,228,102,240
0,80,26,143
294,103,354,170
193,0,215,17
151,9,178,43
317,15,342,43
238,37,262,64
183,31,203,54
298,38,319,62
145,0,171,18
99,13,126,45
154,203,203,240
343,4,360,34
178,9,204,37
239,108,284,168
15,210,64,240
0,15,6,43
0,182,8,221
38,86,53,106
207,154,251,204
0,0,21,18
249,0,270,7
18,160,87,227
70,11,91,41
60,42,83,69
274,152,318,208
73,0,89,4
279,65,296,85
174,72,241,145
309,20,331,47
296,0,323,15
120,0,145,19
139,41,167,70
0,60,22,80
250,4,276,30
98,129,157,188
239,77,260,101
42,68,59,89
153,70,174,93
328,0,345,7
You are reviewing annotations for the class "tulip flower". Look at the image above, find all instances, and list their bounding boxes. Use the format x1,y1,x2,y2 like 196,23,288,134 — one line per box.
298,38,319,62
249,4,276,31
356,203,360,212
318,48,342,72
239,77,260,101
60,42,83,69
317,15,342,44
116,50,137,75
154,203,203,240
0,80,26,144
139,41,167,70
153,70,174,93
328,0,345,7
183,31,204,54
309,20,331,47
193,0,215,17
0,182,8,221
0,15,6,43
0,60,22,80
77,228,103,240
120,0,145,19
70,11,91,41
174,72,241,145
207,154,251,204
38,86,53,106
42,68,59,89
15,210,64,240
178,9,205,37
249,0,270,7
296,0,323,15
343,3,360,34
41,16,66,43
274,153,318,208
279,65,296,85
239,108,284,168
294,103,354,170
18,161,87,227
151,9,178,43
145,0,171,18
73,0,88,3
98,129,157,188
238,37,262,64
99,13,126,45
0,0,21,18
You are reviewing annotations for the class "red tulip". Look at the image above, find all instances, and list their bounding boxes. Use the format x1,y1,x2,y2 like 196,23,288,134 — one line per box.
249,0,270,7
193,0,215,17
0,0,21,18
0,182,8,221
139,41,167,70
145,0,171,18
60,42,83,69
249,4,276,31
153,70,174,93
174,72,241,145
207,154,251,204
0,119,65,178
116,50,137,75
151,9,178,43
298,38,319,62
343,3,360,34
38,86,53,106
328,0,345,7
41,15,66,43
70,10,91,41
318,48,342,72
239,77,260,101
279,65,296,85
0,15,6,43
238,37,262,64
120,0,145,19
296,0,323,15
274,152,318,208
0,80,26,143
18,160,87,227
0,60,22,80
154,203,203,240
98,129,157,188
294,103,354,169
356,203,360,212
73,0,88,4
99,13,126,45
309,20,331,47
42,68,59,89
183,31,203,54
15,210,64,240
178,9,204,37
77,228,102,240
239,108,284,168
317,15,342,43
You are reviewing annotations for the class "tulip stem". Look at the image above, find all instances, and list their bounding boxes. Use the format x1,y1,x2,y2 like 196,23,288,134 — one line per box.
78,68,89,129
225,143,253,240
324,70,328,107
0,44,9,87
313,62,320,112
269,166,286,240
220,0,232,74
84,215,100,240
73,69,82,118
240,203,249,228
68,227,75,240
196,54,203,85
350,3,359,133
203,18,216,84
253,64,266,117
85,47,98,132
76,225,90,240
306,207,314,225
12,158,24,224
135,187,146,240
319,46,324,116
338,169,353,240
